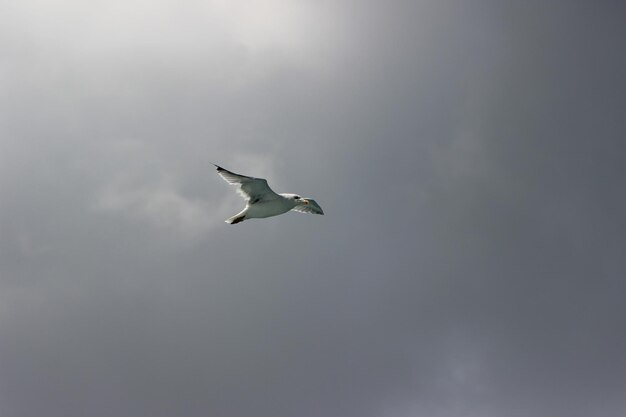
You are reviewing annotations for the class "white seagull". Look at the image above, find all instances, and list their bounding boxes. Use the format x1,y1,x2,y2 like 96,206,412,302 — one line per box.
214,164,324,224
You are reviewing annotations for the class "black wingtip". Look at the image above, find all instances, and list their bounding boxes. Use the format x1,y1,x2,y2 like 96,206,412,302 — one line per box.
229,215,246,224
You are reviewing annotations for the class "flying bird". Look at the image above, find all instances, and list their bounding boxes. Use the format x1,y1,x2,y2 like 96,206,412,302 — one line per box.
214,164,324,224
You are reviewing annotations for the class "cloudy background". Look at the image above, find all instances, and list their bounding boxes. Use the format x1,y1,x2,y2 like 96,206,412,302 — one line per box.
1,1,625,416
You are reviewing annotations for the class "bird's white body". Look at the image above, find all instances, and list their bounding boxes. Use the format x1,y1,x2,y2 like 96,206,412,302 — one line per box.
214,165,324,224
230,194,296,221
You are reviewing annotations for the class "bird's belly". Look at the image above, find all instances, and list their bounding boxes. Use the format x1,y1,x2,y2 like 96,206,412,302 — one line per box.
246,200,292,219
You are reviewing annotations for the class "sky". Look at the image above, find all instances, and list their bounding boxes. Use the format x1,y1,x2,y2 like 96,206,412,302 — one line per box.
1,1,625,416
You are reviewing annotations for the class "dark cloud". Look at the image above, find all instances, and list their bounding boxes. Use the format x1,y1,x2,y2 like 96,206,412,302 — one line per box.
1,1,625,416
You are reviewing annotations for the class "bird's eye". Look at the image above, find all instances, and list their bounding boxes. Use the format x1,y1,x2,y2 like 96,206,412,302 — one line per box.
295,196,300,199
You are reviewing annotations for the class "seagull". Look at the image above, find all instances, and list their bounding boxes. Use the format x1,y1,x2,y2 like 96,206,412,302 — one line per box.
214,164,324,224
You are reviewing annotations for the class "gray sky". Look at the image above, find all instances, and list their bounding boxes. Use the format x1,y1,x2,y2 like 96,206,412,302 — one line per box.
1,1,625,416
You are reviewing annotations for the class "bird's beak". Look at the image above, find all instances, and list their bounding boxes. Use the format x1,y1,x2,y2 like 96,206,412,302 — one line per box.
302,199,309,205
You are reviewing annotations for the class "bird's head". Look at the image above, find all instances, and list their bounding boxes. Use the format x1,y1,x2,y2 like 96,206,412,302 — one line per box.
285,194,309,205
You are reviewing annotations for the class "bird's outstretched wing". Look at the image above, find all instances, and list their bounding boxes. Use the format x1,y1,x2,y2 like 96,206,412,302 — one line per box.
291,199,324,215
214,164,280,203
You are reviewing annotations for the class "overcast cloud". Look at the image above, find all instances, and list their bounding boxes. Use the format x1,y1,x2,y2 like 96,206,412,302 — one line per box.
1,1,625,416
